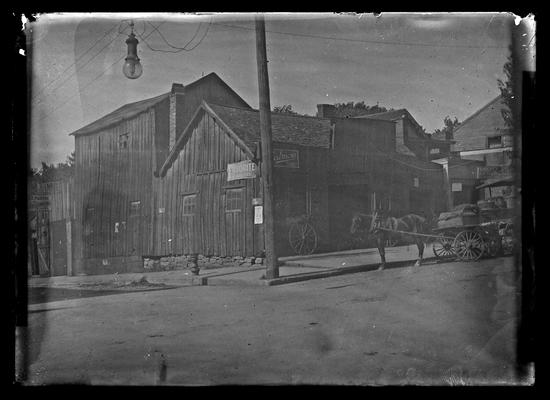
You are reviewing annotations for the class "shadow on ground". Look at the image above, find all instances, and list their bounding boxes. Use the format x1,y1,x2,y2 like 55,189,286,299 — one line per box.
28,286,179,305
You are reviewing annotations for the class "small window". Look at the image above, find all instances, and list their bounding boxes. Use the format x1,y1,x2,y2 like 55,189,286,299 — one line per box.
129,200,141,215
429,148,440,154
488,136,502,149
182,195,197,216
119,133,129,149
225,188,244,212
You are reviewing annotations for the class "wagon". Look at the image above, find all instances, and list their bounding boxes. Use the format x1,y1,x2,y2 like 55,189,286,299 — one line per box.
286,214,318,256
430,203,515,261
373,204,515,262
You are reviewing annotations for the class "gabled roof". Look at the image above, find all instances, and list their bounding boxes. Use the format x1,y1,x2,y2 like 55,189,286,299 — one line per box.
69,92,169,136
453,96,504,135
69,72,250,137
208,103,332,149
159,101,332,176
355,108,425,132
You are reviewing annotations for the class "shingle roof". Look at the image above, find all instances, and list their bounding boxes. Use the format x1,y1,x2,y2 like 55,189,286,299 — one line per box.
207,103,333,149
69,92,169,136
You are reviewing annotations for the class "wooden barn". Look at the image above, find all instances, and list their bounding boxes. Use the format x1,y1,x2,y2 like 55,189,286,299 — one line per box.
70,73,251,275
153,101,333,258
68,72,448,275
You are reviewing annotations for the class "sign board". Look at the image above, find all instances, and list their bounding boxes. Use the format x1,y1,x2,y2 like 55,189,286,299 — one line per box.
451,182,463,192
273,148,299,168
413,177,419,187
254,206,263,224
227,160,257,181
252,197,263,206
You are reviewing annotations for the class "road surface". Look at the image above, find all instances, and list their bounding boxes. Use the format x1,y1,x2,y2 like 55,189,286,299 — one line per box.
21,256,527,385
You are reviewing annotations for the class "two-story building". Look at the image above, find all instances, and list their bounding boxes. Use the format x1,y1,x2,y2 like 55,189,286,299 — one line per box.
69,75,447,275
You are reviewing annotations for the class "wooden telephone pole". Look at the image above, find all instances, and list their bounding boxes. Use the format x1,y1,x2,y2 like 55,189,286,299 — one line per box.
255,14,279,279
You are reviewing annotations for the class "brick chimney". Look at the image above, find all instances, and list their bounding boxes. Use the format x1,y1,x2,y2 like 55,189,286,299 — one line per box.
169,83,185,150
316,104,338,119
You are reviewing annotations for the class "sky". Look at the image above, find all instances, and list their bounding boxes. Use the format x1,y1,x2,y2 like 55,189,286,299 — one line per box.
28,12,517,169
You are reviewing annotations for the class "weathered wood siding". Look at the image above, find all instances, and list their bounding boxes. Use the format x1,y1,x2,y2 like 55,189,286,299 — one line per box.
153,112,262,257
74,109,155,263
328,118,445,220
174,78,250,143
272,143,329,255
452,97,510,152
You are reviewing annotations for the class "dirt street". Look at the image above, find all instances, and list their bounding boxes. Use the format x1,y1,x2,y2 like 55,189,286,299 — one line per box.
22,256,527,385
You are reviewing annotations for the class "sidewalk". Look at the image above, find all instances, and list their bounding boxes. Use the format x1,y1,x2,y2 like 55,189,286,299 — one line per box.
28,243,437,289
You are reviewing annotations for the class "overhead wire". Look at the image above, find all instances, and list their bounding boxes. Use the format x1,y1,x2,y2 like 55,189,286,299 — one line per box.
36,21,166,126
32,23,119,102
211,22,509,49
137,19,212,53
33,28,125,105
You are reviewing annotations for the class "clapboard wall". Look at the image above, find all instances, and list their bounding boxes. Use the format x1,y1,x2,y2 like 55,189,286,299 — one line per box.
153,111,263,258
73,109,156,273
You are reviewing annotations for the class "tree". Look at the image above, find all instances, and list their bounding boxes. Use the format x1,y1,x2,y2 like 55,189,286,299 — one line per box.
29,152,75,194
497,48,514,130
332,101,392,118
273,104,299,115
432,116,461,139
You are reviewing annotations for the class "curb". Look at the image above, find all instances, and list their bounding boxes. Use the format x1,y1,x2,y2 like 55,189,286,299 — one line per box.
205,257,438,287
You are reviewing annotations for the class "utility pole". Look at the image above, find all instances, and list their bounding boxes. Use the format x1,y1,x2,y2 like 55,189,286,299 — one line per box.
255,14,279,279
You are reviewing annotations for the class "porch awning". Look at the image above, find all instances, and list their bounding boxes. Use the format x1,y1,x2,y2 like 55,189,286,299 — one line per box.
476,175,515,189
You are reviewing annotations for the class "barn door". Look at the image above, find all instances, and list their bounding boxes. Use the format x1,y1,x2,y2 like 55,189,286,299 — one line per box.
224,187,245,256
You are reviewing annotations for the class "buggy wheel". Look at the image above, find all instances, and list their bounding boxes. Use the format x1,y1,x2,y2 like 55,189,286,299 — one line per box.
453,230,484,261
289,222,318,255
433,234,456,259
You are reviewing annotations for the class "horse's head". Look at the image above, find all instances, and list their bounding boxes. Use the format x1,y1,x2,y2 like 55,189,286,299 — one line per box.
350,213,375,235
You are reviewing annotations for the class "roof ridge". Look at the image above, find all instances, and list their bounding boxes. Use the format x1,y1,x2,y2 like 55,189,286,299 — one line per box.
207,101,331,121
453,95,503,134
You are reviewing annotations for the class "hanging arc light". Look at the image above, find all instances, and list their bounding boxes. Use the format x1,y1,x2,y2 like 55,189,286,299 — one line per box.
123,21,143,79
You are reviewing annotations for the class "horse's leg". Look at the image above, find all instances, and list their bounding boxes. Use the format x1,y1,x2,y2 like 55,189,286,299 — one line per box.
414,239,425,267
378,234,386,270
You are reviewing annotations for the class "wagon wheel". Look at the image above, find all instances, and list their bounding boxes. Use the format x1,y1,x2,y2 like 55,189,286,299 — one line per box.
433,233,456,259
453,230,485,261
289,222,318,255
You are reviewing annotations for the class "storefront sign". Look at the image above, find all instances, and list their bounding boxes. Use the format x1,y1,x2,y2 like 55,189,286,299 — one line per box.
273,149,299,168
451,182,463,192
254,206,263,224
227,160,257,181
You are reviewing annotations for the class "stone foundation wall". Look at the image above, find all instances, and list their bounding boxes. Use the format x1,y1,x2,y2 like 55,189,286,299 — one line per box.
143,254,264,271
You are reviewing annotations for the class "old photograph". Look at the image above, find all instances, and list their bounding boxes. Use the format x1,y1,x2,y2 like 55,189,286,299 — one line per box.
15,12,535,385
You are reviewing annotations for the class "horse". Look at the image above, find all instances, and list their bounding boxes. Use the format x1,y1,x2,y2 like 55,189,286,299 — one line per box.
350,210,429,270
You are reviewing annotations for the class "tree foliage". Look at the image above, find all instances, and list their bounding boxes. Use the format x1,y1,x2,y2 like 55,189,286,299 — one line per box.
273,104,299,115
497,48,514,130
29,151,75,193
432,116,461,139
332,101,392,118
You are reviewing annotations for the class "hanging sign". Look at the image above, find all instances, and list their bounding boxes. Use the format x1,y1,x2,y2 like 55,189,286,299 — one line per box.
227,160,257,181
451,182,463,192
254,206,263,224
273,148,299,168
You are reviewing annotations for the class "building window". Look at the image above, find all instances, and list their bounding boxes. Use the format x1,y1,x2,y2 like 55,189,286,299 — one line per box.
119,133,129,149
429,148,440,154
225,188,244,212
129,200,141,215
487,136,502,149
182,195,197,216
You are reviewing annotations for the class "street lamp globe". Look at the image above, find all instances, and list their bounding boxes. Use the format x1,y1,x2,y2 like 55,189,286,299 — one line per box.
123,30,143,79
